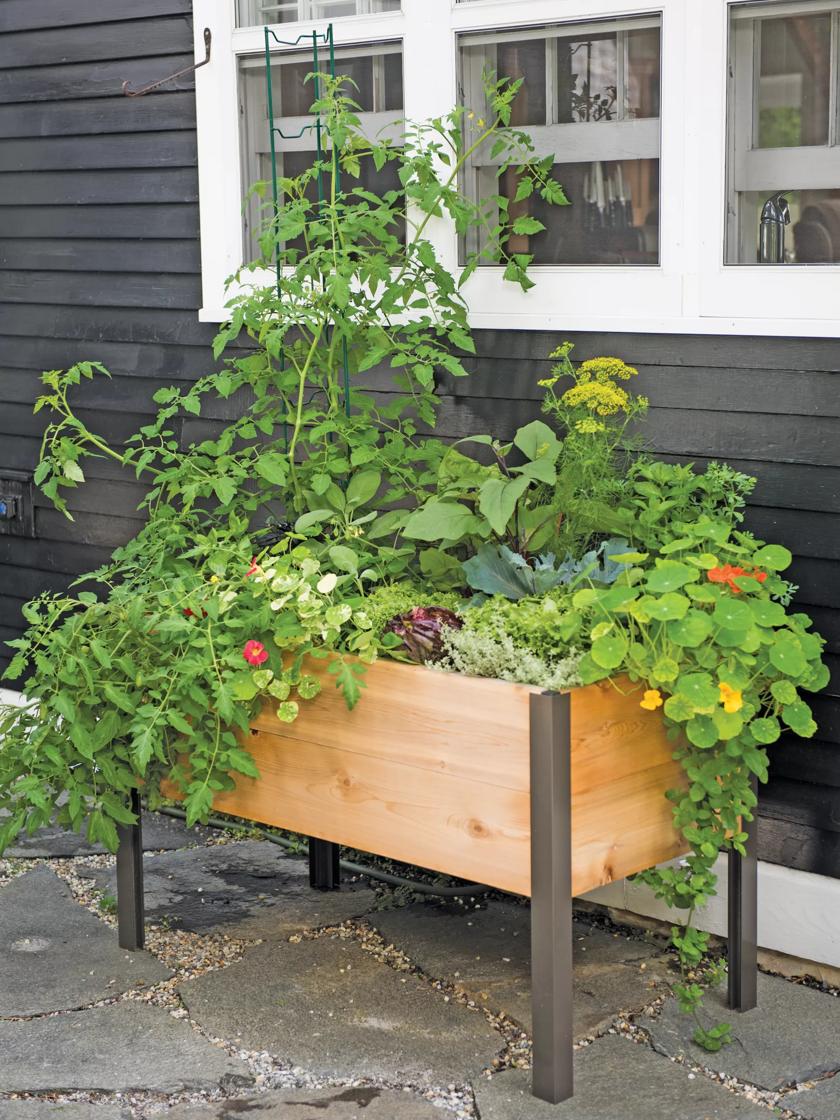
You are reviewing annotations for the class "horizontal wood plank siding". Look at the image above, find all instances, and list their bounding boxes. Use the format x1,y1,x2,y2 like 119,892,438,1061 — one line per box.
1,0,838,882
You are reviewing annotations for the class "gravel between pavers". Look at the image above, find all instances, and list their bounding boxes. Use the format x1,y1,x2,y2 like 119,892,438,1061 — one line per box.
4,837,839,1120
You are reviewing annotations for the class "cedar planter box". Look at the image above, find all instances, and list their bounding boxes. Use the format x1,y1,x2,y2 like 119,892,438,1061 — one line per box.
116,659,758,1105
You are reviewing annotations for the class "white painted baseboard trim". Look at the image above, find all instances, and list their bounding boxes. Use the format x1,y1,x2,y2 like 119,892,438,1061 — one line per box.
582,857,840,970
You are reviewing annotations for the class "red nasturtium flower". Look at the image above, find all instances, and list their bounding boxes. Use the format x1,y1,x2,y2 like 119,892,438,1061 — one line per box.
243,640,269,666
707,564,766,593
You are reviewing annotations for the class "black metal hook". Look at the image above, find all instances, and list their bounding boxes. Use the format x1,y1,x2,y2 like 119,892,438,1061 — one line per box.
123,27,211,98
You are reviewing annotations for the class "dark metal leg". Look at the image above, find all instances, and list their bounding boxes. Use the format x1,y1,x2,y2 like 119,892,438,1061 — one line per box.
727,776,758,1012
116,787,144,950
530,690,574,1104
309,837,340,891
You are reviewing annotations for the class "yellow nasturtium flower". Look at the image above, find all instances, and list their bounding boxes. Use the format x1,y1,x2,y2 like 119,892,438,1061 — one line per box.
640,689,664,711
718,682,743,713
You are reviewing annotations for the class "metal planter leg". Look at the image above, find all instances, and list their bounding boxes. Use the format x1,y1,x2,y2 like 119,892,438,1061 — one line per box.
309,837,341,891
529,690,574,1104
116,787,145,951
728,776,758,1012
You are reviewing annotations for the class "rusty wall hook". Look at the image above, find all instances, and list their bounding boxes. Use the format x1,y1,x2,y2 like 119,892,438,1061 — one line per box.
123,27,211,98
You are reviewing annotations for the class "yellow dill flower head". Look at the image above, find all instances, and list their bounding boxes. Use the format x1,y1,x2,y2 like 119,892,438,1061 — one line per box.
537,376,558,388
561,381,630,416
578,356,638,383
575,418,606,434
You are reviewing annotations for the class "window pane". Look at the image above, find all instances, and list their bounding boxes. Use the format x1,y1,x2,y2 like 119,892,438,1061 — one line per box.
726,5,840,264
757,15,832,148
237,0,399,28
459,18,661,267
239,47,403,258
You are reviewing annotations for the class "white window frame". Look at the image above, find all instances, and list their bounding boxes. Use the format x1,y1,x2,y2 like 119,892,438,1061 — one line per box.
193,0,840,337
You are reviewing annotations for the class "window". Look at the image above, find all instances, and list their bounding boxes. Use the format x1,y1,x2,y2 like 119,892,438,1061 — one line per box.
459,18,661,265
239,43,403,256
237,0,399,29
193,0,840,336
727,2,840,263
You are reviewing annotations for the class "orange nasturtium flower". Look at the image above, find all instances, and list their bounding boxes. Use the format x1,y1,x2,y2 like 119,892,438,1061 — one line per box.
640,689,664,711
718,682,743,713
707,564,767,593
243,640,269,666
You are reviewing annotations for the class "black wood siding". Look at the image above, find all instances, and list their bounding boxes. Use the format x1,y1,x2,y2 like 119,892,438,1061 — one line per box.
1,0,838,880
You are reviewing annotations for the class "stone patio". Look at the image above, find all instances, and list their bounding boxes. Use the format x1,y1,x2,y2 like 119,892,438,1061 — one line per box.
1,817,838,1119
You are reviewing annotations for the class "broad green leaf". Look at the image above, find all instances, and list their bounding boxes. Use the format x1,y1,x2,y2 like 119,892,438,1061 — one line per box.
712,708,743,740
644,592,690,621
770,679,797,705
294,509,333,533
750,717,781,745
478,475,530,535
782,700,817,737
513,420,561,463
686,716,718,749
752,544,792,571
769,635,807,677
213,477,237,506
712,598,753,630
328,545,359,574
676,672,719,709
590,633,628,670
346,470,381,508
255,455,288,485
646,560,697,593
749,599,787,628
403,500,480,542
667,610,714,647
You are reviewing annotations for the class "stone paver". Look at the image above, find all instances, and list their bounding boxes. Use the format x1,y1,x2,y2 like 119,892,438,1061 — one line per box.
78,841,376,935
0,1105,131,1120
0,1002,252,1093
644,974,840,1091
2,811,212,858
179,933,502,1086
163,1087,445,1119
473,1034,774,1120
0,867,171,1016
373,902,674,1036
786,1075,840,1120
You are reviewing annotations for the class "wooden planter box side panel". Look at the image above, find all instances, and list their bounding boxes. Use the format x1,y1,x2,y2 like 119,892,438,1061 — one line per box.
203,660,686,897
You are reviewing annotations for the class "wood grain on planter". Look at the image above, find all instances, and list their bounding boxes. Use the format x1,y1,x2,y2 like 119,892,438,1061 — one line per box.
190,659,686,897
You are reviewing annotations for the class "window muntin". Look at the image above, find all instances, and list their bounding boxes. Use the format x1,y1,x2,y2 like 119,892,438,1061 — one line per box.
237,0,399,29
726,2,840,263
239,43,403,256
458,17,661,266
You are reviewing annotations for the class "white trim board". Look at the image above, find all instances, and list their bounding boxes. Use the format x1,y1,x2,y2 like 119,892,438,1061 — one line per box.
582,857,840,970
193,0,840,336
0,689,25,708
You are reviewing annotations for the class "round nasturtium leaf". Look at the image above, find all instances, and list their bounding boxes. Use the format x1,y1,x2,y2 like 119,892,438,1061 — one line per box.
712,708,743,740
712,598,753,631
645,560,698,593
277,700,300,723
599,586,639,610
664,693,694,722
686,715,718,749
686,583,717,603
752,544,793,571
573,588,599,609
645,592,690,621
715,626,761,652
749,599,787,628
782,700,817,737
667,610,714,647
676,672,720,709
770,679,797,705
297,675,321,700
590,633,629,670
652,656,680,683
769,635,807,677
590,620,615,641
750,716,781,745
802,662,831,692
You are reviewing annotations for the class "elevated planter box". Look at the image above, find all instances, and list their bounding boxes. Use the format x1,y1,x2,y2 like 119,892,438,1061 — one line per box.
116,659,758,1105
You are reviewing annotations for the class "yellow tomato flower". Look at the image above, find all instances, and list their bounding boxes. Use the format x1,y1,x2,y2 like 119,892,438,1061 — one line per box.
640,689,663,711
718,682,743,713
209,574,220,584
